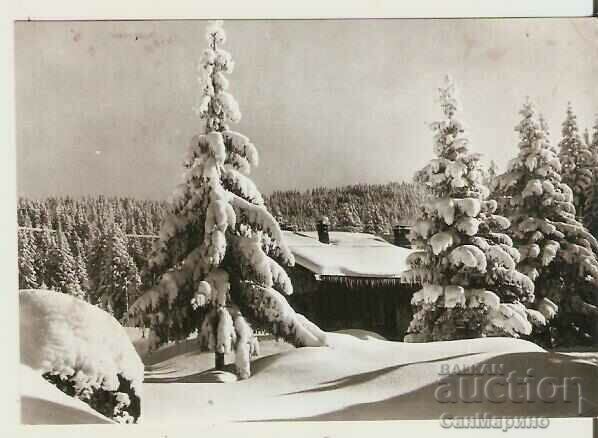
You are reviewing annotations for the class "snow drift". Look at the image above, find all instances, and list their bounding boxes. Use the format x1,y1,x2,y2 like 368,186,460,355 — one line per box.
142,332,598,423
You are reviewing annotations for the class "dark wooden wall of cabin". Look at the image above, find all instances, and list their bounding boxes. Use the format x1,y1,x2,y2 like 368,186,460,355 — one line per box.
287,266,417,340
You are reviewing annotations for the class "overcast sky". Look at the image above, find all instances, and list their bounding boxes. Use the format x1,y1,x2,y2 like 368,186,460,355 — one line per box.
15,18,598,200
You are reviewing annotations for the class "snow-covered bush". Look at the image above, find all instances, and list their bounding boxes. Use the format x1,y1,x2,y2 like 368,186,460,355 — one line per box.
402,76,535,342
129,20,326,379
20,289,143,423
496,100,598,347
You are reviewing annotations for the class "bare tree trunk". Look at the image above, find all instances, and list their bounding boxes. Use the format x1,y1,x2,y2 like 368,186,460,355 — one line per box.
215,352,225,370
214,305,225,370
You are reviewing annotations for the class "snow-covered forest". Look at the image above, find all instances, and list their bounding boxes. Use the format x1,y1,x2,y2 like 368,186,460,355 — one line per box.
15,18,598,426
17,180,425,312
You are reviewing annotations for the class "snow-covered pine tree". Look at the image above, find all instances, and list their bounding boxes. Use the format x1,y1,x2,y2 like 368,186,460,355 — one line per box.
74,205,91,242
18,209,32,229
18,230,38,289
87,226,110,294
17,204,27,228
96,224,141,324
402,77,535,342
363,205,386,235
129,21,326,378
336,201,363,232
46,230,84,299
38,204,50,228
559,103,593,220
140,208,155,236
590,115,598,166
586,184,598,240
75,252,90,294
127,224,145,269
66,230,89,290
586,116,598,238
582,128,595,228
28,203,40,228
583,128,591,149
33,230,54,288
538,114,554,151
327,212,339,230
496,99,598,346
484,160,499,191
85,220,100,256
69,231,86,259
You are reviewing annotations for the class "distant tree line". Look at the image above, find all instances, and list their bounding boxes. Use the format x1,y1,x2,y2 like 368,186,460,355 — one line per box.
265,182,428,234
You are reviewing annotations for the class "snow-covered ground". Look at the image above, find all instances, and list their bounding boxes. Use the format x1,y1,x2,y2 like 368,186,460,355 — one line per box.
20,364,113,424
21,291,598,424
138,330,598,423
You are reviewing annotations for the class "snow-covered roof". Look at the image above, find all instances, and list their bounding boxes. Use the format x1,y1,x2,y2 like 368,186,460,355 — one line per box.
282,231,412,279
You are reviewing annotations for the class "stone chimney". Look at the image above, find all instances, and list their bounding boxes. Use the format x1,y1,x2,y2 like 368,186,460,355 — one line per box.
316,216,330,244
393,224,411,248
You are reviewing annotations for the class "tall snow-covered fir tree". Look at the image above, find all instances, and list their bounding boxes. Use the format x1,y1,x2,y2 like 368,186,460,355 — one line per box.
591,115,598,165
496,99,598,346
336,202,363,232
33,230,54,288
46,230,84,299
363,204,387,235
585,116,598,237
484,160,499,190
75,252,90,294
127,224,146,269
87,227,110,294
402,77,535,342
558,103,593,219
583,128,591,150
94,223,141,323
18,230,39,289
129,21,326,378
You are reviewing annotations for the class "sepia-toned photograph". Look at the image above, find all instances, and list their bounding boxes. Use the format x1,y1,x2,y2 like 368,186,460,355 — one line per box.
14,15,598,427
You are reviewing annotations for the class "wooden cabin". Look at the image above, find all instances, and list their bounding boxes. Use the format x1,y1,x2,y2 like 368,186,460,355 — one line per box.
284,224,416,340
